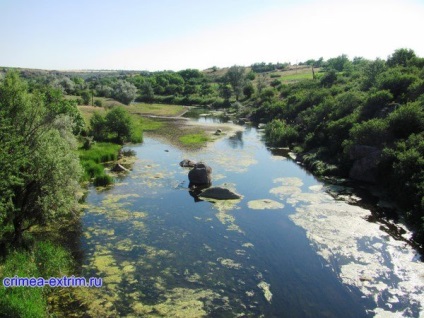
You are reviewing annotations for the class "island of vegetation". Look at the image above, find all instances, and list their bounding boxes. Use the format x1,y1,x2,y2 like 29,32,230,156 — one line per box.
0,48,423,316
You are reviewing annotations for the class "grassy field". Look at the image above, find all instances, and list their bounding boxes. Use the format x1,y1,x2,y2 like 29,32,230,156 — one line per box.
126,102,186,117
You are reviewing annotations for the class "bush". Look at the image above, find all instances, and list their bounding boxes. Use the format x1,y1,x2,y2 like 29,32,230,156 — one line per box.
360,90,393,120
381,133,424,241
93,174,114,187
265,119,299,146
94,99,103,107
377,68,418,102
349,118,390,147
388,102,424,139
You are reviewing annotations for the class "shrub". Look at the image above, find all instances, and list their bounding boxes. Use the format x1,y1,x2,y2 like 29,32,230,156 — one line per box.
93,174,114,187
265,119,299,146
388,102,424,139
360,90,393,120
349,118,390,147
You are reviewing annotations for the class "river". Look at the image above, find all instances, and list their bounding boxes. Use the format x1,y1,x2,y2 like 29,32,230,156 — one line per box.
79,115,424,317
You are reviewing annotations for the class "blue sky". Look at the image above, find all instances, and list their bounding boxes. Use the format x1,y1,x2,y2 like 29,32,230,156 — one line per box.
1,0,424,71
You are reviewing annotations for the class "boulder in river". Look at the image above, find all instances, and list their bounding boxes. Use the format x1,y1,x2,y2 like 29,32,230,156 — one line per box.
188,163,212,185
199,187,242,200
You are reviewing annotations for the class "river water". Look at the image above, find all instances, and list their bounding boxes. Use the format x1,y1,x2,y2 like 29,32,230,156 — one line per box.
80,116,424,317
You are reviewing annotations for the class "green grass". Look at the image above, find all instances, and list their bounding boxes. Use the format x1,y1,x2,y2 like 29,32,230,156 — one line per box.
127,102,186,116
179,133,210,146
79,142,120,164
0,241,72,318
79,142,120,184
279,72,313,82
139,117,164,131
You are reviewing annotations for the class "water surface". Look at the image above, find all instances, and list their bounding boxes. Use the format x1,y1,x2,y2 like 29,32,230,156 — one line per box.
80,119,424,317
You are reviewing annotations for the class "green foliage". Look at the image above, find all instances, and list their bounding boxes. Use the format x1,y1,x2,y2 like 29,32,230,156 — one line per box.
243,82,255,99
79,142,119,185
0,241,73,317
0,71,82,244
179,133,210,146
224,65,246,100
361,58,386,90
325,54,351,72
79,142,120,164
90,111,107,141
349,118,390,147
93,174,114,187
320,70,337,87
80,90,91,105
94,99,103,107
388,102,424,139
112,80,137,105
377,67,418,102
265,119,299,146
360,89,393,120
105,107,134,143
382,133,424,241
387,48,416,67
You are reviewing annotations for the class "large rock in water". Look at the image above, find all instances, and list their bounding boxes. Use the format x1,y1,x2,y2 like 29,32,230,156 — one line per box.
199,187,242,200
188,163,212,185
349,145,381,183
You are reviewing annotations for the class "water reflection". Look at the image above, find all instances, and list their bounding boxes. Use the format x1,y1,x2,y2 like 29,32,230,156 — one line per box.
227,130,244,149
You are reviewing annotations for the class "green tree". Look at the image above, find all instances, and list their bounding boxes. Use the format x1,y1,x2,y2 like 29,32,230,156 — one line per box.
105,107,134,143
326,54,351,72
0,71,82,245
112,80,137,105
361,58,386,90
320,70,337,87
243,82,255,99
90,111,107,141
219,83,232,101
224,65,246,100
139,82,155,103
387,48,416,67
388,102,424,139
80,90,91,105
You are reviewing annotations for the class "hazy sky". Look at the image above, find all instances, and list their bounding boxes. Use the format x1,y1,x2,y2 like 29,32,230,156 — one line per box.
1,0,424,71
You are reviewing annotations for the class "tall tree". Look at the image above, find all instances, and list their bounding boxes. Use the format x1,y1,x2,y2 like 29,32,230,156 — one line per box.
0,71,82,245
224,65,246,100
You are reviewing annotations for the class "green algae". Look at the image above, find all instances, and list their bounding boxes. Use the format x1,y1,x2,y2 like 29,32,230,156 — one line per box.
115,238,134,251
131,288,219,317
273,177,303,187
217,257,242,269
257,281,272,303
247,199,284,210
